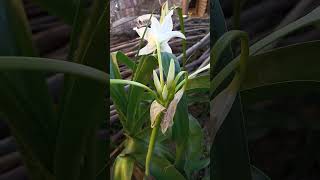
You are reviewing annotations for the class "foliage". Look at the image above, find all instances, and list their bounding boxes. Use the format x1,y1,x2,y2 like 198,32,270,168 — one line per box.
0,0,107,179
210,0,320,179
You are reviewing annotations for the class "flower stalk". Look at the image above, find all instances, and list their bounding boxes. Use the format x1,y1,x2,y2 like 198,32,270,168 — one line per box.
144,114,162,179
156,43,164,87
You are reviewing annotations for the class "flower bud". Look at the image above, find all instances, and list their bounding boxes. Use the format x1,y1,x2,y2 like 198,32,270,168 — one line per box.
166,58,175,89
153,70,162,95
162,84,168,101
160,1,169,24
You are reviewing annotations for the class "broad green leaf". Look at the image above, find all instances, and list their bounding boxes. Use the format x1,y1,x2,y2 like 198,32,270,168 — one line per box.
54,1,107,180
184,115,208,177
31,0,85,25
241,83,320,138
251,6,320,55
126,56,157,133
110,53,127,118
240,41,320,132
0,56,108,83
134,154,186,180
210,75,241,142
161,52,189,170
116,51,136,71
210,30,249,95
217,6,320,83
112,155,135,180
0,0,56,178
210,1,252,180
122,137,174,163
242,41,320,90
186,75,209,92
210,0,233,73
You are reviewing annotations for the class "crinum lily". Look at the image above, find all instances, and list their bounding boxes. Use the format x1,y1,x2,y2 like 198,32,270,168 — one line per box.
134,10,186,56
134,6,186,88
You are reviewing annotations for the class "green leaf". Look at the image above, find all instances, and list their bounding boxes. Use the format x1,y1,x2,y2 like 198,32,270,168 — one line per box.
134,154,186,180
242,40,320,90
210,75,241,141
112,155,135,180
219,5,320,80
210,1,252,180
210,30,249,95
110,53,128,119
242,82,320,132
122,137,174,162
184,115,208,177
0,56,108,83
54,1,107,180
31,0,85,25
116,51,136,71
0,1,56,178
251,6,320,55
240,41,320,133
186,75,209,92
126,56,157,133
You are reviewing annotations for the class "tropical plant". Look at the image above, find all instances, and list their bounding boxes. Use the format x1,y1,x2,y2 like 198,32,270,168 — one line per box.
0,0,107,180
110,1,210,179
210,0,320,179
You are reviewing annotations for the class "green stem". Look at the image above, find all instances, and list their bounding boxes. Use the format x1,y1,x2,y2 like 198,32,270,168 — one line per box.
144,116,161,179
156,43,164,87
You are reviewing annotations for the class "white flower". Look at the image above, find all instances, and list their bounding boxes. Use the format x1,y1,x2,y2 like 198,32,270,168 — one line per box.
134,10,186,55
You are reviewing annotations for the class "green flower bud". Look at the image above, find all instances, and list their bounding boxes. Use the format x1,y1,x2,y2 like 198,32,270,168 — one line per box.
162,84,168,101
166,58,175,89
153,70,162,95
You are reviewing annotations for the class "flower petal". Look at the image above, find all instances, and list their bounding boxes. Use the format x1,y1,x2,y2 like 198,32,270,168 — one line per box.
161,10,174,32
160,42,172,54
162,31,186,42
161,88,184,134
150,100,166,128
151,17,161,32
139,42,156,55
133,27,151,40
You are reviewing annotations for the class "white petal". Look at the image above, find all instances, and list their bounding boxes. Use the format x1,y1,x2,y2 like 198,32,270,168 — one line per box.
161,88,184,134
133,27,151,40
162,31,186,42
160,42,172,54
161,10,174,32
150,100,166,128
151,17,161,32
139,43,156,55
